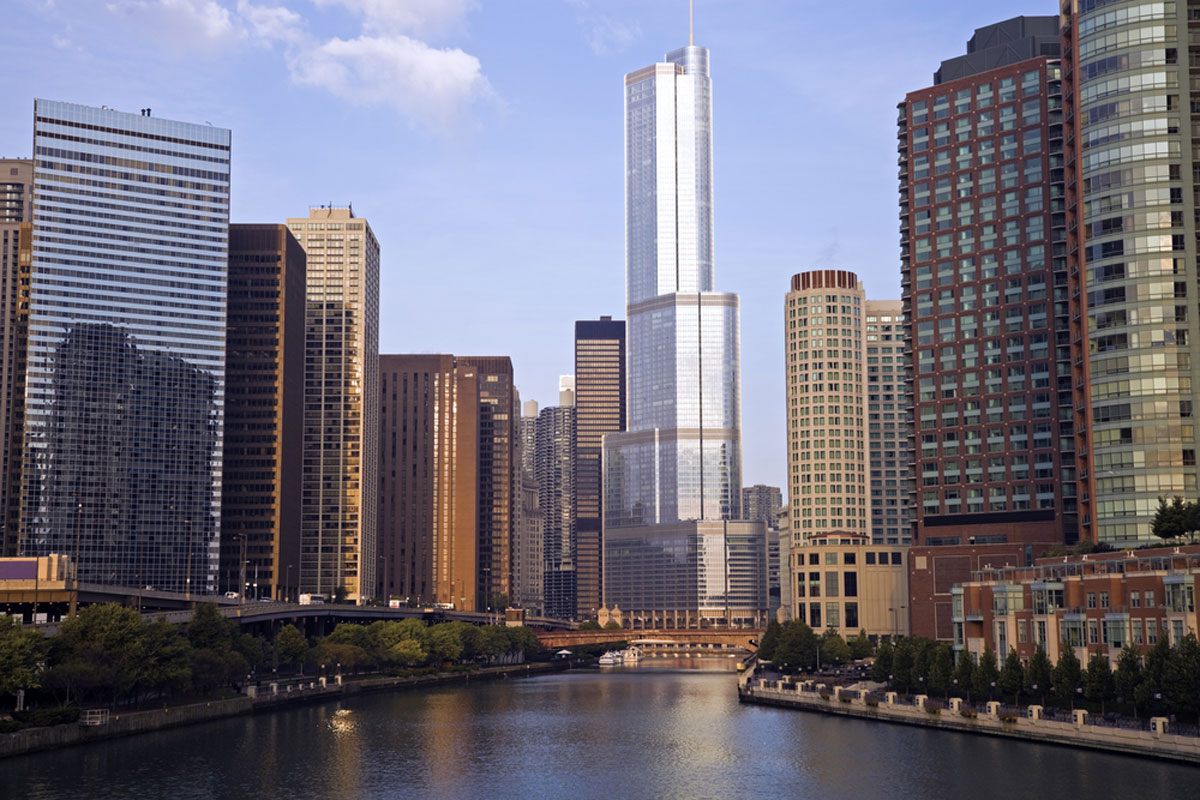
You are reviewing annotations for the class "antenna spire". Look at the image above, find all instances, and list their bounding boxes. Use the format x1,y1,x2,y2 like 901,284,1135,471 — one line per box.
689,0,694,46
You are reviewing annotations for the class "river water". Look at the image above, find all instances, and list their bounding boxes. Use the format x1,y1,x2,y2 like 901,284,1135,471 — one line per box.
4,657,1198,799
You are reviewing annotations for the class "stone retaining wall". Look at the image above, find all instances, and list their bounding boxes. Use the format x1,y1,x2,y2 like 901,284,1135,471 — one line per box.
740,679,1200,765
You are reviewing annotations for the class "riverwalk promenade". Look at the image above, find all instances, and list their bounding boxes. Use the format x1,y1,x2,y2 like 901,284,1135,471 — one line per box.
1,661,567,760
738,670,1200,765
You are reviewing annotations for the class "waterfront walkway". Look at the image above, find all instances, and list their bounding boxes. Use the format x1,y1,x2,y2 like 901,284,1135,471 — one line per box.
739,671,1200,764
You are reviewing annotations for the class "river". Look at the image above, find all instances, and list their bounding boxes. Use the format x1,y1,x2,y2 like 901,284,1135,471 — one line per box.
4,657,1198,799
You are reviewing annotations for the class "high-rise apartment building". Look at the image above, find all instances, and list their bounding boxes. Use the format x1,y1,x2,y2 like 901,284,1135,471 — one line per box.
20,102,230,593
741,484,782,530
899,18,1076,549
1061,1,1200,544
865,300,914,545
784,271,870,542
898,19,1075,637
538,404,576,620
602,36,766,626
0,159,31,557
377,355,479,610
458,356,516,609
573,316,625,620
220,225,306,600
287,207,379,602
513,399,543,612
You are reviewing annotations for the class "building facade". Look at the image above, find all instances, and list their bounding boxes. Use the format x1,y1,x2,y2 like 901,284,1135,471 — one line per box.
784,271,870,543
741,484,782,530
0,159,31,557
899,18,1077,552
574,317,626,620
865,300,914,545
605,520,768,628
220,225,306,600
538,404,576,620
458,356,516,609
790,532,910,640
954,545,1200,664
287,207,379,602
1062,1,1200,545
20,102,230,594
604,41,743,531
377,355,479,610
513,399,543,612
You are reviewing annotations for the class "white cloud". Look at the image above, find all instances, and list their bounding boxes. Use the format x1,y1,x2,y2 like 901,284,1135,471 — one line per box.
291,33,489,129
565,0,640,56
237,0,305,44
96,0,492,130
311,0,475,37
105,0,243,45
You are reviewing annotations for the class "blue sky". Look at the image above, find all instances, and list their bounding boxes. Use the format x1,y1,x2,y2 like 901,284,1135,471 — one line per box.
1,0,1049,493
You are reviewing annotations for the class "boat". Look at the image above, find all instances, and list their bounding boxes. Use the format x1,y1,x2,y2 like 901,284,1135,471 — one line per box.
598,650,621,666
622,646,643,664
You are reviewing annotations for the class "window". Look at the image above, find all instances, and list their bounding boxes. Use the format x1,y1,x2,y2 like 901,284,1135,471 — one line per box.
1086,592,1096,609
826,603,841,629
810,604,822,629
1100,592,1110,609
845,602,859,629
844,572,858,598
825,571,840,598
1131,591,1141,608
891,552,903,566
843,552,857,565
1087,620,1099,644
1018,620,1028,644
866,552,877,565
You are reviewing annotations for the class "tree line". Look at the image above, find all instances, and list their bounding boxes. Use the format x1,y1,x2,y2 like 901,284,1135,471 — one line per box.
756,619,873,671
0,603,542,716
872,634,1200,720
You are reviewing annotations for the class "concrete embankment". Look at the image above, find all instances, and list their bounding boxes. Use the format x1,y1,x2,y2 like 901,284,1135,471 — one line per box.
0,661,567,760
739,677,1200,765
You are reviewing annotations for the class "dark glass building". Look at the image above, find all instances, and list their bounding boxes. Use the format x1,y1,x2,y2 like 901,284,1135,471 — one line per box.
573,316,625,620
220,224,306,600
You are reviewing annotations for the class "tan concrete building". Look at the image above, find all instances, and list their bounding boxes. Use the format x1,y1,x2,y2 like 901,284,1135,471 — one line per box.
287,208,379,602
784,270,870,543
219,224,306,600
378,355,479,610
791,532,910,639
865,300,913,545
0,159,31,557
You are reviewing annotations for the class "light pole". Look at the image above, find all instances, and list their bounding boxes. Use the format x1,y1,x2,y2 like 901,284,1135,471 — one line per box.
285,564,292,603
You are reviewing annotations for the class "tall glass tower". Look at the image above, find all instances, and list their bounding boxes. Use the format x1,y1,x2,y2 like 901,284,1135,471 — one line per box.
604,43,742,529
20,100,230,593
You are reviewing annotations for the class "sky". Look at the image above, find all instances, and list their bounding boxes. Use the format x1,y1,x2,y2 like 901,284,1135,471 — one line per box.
0,0,1050,494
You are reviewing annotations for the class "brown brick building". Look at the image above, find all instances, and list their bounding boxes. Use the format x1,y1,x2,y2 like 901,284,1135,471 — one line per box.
0,159,30,557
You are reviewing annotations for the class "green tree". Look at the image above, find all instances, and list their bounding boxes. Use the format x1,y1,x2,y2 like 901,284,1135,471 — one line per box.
55,604,147,704
775,621,818,674
820,632,851,667
998,648,1025,705
1025,646,1053,705
136,620,192,701
603,620,622,630
427,624,465,664
0,616,46,705
927,643,954,697
1113,645,1143,716
503,626,541,656
1083,652,1115,714
973,647,1000,701
871,640,893,683
1052,647,1083,708
1164,634,1200,717
1139,636,1172,715
757,619,782,662
578,620,602,631
187,603,236,651
952,649,975,701
388,638,427,668
891,640,915,692
273,625,308,671
326,622,373,652
848,630,874,660
332,586,348,604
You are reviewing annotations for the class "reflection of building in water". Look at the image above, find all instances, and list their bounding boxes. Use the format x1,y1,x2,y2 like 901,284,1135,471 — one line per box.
19,101,230,592
25,323,220,592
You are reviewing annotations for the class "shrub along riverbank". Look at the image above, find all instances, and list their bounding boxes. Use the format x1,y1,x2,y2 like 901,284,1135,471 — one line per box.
0,603,542,731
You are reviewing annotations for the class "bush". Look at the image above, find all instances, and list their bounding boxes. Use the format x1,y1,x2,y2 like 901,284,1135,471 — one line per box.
13,706,80,727
864,697,880,708
838,694,853,703
925,706,941,715
999,713,1018,724
960,707,978,719
818,690,832,701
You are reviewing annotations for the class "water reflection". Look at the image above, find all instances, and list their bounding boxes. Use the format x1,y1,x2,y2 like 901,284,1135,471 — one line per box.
4,667,1200,800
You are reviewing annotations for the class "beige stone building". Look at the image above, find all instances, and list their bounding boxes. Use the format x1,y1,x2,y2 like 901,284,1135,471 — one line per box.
791,532,910,639
287,208,379,602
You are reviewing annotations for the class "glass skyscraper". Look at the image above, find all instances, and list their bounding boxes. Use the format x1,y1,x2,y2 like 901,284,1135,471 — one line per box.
604,43,743,529
20,100,231,594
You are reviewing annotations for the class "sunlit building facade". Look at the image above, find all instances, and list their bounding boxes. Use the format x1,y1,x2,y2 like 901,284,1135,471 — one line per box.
0,159,31,557
287,207,379,602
